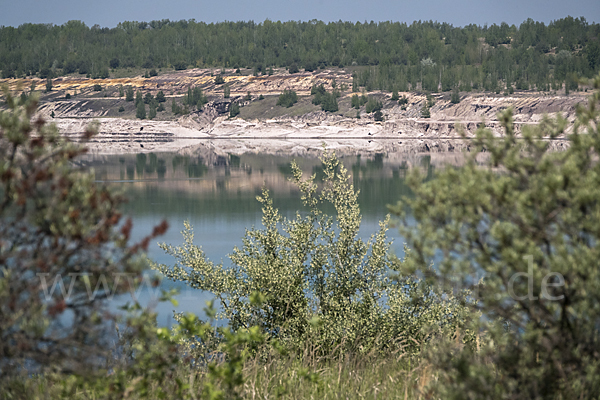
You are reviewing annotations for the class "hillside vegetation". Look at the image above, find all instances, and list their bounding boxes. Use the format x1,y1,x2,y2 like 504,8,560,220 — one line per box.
1,17,599,94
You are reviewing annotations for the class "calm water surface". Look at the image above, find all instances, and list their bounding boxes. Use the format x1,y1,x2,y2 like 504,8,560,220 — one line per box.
81,146,445,325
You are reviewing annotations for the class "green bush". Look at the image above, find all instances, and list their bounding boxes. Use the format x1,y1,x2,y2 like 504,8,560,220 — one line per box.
173,61,187,70
311,85,338,112
155,152,471,355
148,104,157,119
229,102,240,117
365,97,382,113
136,101,146,119
450,89,460,104
183,86,207,110
276,89,298,108
214,74,225,85
392,74,600,399
125,85,134,101
143,92,153,104
288,63,299,74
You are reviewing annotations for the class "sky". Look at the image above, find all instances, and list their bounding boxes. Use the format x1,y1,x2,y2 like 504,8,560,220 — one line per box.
0,0,599,28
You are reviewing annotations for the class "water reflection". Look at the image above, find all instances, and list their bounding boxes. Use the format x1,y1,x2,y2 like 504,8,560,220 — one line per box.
82,144,451,325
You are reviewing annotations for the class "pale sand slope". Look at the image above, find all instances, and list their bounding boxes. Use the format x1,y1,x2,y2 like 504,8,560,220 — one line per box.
51,92,583,155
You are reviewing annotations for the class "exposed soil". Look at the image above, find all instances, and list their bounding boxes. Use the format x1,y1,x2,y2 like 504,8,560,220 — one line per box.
1,68,587,155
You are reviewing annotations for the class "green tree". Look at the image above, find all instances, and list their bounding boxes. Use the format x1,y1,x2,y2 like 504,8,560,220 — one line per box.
45,77,52,93
373,109,383,121
288,63,299,74
136,100,146,119
214,74,225,85
171,99,182,115
392,75,600,399
420,104,431,118
184,86,207,110
351,94,360,109
143,92,153,104
276,89,298,108
450,88,460,104
148,104,157,119
125,86,134,101
229,102,240,117
365,97,382,113
135,90,143,106
224,84,230,98
155,90,166,103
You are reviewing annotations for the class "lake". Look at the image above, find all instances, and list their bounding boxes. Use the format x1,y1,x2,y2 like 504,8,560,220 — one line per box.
80,141,460,326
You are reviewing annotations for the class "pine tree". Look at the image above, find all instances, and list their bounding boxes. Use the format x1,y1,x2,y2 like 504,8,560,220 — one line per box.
136,101,146,119
125,86,134,102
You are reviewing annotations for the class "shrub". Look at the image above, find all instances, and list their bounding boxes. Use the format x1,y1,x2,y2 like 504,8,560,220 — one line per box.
173,61,187,70
45,78,52,93
312,85,338,112
155,152,471,355
149,68,158,77
125,86,134,101
451,89,460,104
143,92,154,104
148,104,157,119
171,99,183,115
118,105,125,112
183,86,207,110
276,89,298,108
373,109,384,121
229,102,240,118
109,57,120,69
136,101,146,119
365,97,382,113
288,63,299,74
392,74,600,399
351,94,360,109
214,75,225,85
420,104,430,118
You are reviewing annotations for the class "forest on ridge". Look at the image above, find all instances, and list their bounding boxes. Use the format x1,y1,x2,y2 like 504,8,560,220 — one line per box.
1,17,599,93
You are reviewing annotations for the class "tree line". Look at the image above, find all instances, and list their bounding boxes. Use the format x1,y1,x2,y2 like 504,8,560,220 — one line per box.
1,17,599,92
